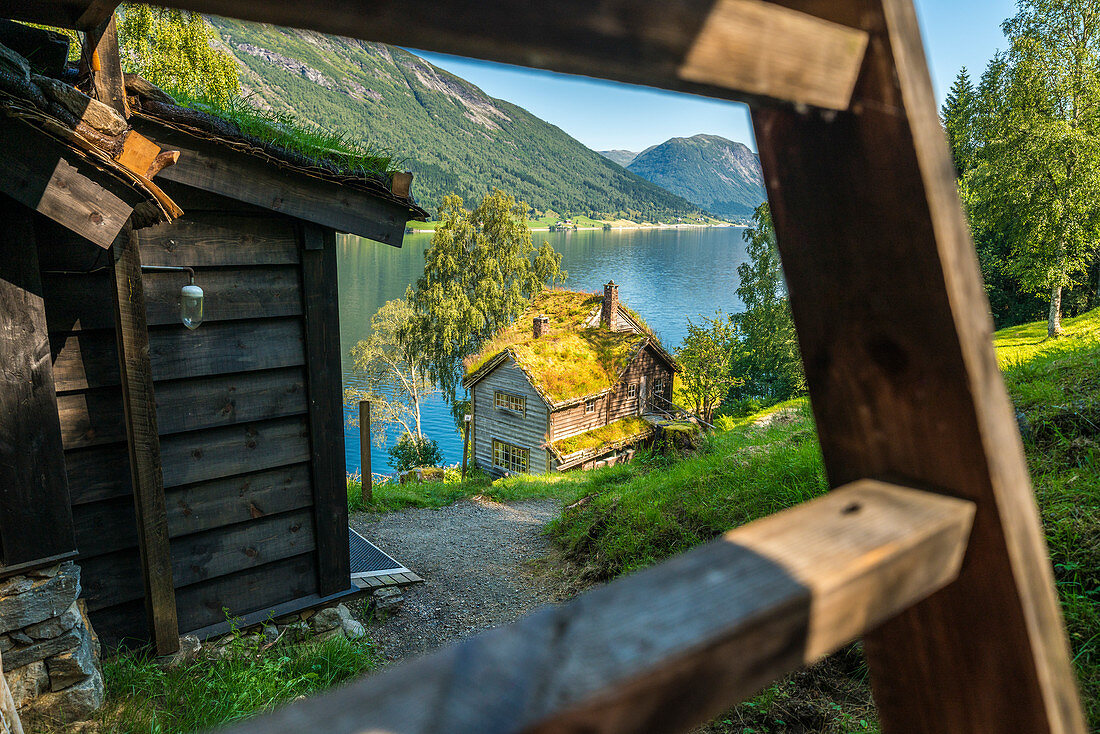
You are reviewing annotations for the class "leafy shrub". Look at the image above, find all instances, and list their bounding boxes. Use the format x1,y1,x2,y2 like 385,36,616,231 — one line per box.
388,433,444,472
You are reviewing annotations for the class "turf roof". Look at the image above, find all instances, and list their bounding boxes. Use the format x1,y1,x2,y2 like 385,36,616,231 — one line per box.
552,416,654,457
464,289,651,405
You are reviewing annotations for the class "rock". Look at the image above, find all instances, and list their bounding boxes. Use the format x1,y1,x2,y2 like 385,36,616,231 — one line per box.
46,622,99,689
0,577,33,596
309,607,343,633
284,621,311,642
339,618,366,640
299,609,315,620
25,602,81,640
0,41,30,82
26,565,60,579
0,563,80,634
4,661,47,708
260,624,279,644
333,604,354,622
75,601,100,659
26,669,104,724
4,626,81,670
0,635,11,654
0,21,69,76
159,635,201,671
371,588,405,615
8,632,32,646
34,75,128,136
274,613,299,625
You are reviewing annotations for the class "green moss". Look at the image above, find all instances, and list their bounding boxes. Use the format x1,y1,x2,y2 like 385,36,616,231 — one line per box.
465,290,649,403
553,416,653,456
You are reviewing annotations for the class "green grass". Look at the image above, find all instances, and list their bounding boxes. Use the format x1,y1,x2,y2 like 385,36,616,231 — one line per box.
93,630,378,733
993,307,1100,366
552,416,653,456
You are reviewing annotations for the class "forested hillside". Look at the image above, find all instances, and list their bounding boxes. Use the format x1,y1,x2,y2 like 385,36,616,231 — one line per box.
598,149,638,167
627,134,766,219
207,18,702,220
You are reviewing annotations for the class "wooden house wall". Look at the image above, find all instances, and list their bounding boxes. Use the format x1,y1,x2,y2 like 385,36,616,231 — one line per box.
470,356,551,476
40,185,331,642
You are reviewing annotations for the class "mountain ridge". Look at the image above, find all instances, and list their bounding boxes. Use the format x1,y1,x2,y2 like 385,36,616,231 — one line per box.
207,18,703,221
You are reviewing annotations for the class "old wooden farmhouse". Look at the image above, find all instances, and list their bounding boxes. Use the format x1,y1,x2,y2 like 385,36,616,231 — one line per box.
463,281,680,474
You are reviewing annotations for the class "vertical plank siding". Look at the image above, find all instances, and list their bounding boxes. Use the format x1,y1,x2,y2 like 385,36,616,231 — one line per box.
471,356,551,476
41,195,336,643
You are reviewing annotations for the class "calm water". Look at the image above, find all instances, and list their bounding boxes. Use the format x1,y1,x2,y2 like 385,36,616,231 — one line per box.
338,226,750,475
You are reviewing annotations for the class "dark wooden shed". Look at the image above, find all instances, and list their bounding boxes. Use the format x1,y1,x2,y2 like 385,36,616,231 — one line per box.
0,25,426,652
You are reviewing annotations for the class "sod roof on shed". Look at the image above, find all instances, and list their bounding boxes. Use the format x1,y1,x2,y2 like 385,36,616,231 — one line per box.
463,289,652,406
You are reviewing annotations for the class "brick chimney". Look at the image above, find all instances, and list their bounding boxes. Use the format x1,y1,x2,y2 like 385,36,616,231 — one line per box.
533,315,550,338
600,281,619,330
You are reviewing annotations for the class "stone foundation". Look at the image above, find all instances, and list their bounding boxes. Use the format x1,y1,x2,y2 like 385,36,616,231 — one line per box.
0,563,104,728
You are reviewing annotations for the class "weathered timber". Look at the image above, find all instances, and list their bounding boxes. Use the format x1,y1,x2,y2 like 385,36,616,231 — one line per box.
300,224,351,595
72,463,314,556
57,387,126,449
51,319,305,390
747,1,1087,731
0,116,133,249
119,0,867,111
470,355,550,476
159,415,311,489
360,400,372,503
154,368,309,434
109,224,178,655
220,481,973,734
83,15,129,116
135,213,300,267
64,442,131,505
45,265,303,330
134,118,411,245
0,195,77,569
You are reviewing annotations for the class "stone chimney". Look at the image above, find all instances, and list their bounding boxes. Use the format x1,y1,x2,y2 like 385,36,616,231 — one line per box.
533,315,550,338
600,281,619,330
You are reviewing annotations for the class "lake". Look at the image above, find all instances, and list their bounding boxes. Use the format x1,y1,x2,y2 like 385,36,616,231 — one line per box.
338,225,750,476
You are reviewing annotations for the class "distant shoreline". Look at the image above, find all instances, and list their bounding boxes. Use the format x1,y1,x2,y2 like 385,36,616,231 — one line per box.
406,221,744,233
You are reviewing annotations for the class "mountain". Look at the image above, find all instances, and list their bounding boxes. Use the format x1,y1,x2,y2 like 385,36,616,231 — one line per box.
206,18,702,221
598,149,638,167
625,134,766,220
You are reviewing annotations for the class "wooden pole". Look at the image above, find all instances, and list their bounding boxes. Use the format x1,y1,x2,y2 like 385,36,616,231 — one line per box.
360,400,372,503
461,414,471,479
81,15,130,117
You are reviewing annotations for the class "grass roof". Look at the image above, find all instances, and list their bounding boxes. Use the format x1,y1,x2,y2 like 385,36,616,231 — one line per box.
552,416,653,456
465,289,648,404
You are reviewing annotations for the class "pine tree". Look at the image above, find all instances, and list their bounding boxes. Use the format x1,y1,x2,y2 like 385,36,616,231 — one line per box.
941,67,977,176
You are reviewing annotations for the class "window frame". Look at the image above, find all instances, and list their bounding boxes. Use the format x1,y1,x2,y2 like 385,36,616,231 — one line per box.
585,399,596,414
492,439,530,473
494,390,526,415
627,383,638,398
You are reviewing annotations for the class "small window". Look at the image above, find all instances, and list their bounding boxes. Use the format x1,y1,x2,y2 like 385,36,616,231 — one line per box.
492,439,529,473
627,383,638,398
654,378,666,396
494,391,525,414
585,399,596,414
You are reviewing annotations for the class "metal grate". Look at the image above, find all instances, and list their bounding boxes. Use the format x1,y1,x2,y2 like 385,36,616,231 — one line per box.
349,527,409,579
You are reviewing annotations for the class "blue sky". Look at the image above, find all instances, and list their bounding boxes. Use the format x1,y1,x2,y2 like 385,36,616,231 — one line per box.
414,0,1015,153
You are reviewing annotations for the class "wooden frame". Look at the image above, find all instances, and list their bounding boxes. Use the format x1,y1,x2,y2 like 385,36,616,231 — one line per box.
11,0,1090,730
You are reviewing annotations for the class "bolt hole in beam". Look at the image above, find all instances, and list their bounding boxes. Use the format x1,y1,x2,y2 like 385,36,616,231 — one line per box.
219,480,973,734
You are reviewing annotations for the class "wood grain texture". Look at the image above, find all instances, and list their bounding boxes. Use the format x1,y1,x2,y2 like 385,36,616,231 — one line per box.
159,415,311,489
221,481,973,734
126,0,864,111
84,16,130,116
133,118,414,245
0,196,77,568
64,442,131,504
154,368,309,435
300,225,351,595
678,0,867,109
0,116,132,249
109,224,178,655
470,355,550,475
751,0,1086,730
135,212,300,267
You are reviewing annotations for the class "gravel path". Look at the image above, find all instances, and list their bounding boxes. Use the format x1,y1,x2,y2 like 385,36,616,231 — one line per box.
349,496,568,663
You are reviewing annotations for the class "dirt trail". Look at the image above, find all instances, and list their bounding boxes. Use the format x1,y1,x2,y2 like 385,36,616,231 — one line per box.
349,496,568,663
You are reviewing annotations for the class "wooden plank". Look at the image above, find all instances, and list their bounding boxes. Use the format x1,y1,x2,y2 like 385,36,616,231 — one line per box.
221,481,973,734
154,368,309,435
751,1,1086,730
360,400,372,501
0,195,77,568
52,320,305,390
0,116,133,249
121,0,866,111
64,442,131,505
184,581,357,641
159,415,311,489
135,213,301,267
109,224,178,655
57,387,125,449
83,15,130,117
300,225,351,595
82,516,316,611
72,463,314,556
133,118,413,246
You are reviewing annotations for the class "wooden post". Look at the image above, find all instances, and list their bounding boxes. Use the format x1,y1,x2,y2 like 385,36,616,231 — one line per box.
751,0,1086,730
81,14,130,117
110,223,179,655
0,196,77,570
461,414,471,479
300,224,351,595
359,400,372,503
